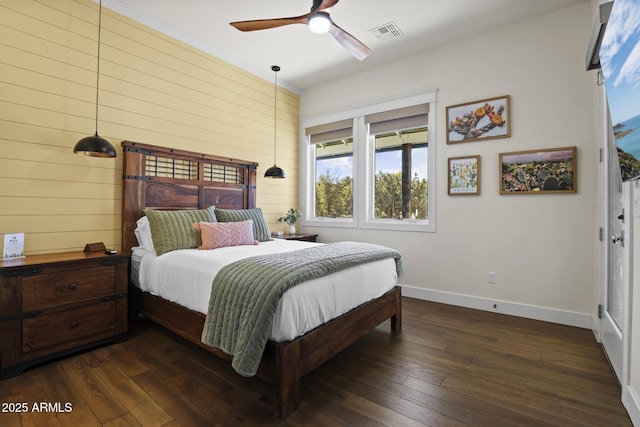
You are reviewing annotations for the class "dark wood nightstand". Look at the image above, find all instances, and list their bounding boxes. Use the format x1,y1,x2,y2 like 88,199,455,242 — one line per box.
272,233,318,242
0,251,129,378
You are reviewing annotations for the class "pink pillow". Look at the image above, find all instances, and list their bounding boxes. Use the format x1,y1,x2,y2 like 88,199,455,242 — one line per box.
194,220,258,250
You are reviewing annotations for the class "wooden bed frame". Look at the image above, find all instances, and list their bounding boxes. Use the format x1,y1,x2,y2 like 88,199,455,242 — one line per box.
121,141,402,419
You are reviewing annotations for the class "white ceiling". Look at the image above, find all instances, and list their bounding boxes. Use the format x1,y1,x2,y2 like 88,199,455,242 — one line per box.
103,0,589,92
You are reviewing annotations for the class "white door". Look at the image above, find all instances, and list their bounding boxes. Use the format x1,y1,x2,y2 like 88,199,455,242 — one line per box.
602,140,628,383
600,85,631,385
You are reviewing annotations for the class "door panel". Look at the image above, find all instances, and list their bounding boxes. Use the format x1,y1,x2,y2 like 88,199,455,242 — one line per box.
602,113,629,385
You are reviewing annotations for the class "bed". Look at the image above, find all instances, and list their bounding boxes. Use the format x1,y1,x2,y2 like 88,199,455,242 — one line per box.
121,141,402,419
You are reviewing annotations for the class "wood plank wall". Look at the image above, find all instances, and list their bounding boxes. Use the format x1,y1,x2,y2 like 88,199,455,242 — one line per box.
0,0,299,255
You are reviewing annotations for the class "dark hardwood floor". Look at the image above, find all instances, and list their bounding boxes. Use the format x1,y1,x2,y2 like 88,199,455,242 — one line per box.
0,297,633,426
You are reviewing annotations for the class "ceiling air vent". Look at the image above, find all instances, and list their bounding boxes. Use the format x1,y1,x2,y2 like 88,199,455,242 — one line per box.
369,22,403,42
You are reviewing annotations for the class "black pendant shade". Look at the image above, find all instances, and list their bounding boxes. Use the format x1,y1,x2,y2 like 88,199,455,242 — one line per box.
264,164,286,178
265,65,285,178
74,133,117,157
74,0,116,158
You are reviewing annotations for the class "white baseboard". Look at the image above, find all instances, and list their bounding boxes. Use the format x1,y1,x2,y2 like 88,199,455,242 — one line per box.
400,285,592,329
623,386,640,427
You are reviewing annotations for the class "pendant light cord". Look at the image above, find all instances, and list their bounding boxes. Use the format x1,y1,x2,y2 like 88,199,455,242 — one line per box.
94,0,103,135
272,65,279,162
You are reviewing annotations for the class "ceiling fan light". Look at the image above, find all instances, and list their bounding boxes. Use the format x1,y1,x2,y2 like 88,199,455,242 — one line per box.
309,12,331,34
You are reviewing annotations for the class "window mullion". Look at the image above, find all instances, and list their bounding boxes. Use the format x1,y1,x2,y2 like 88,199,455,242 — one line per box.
355,116,368,228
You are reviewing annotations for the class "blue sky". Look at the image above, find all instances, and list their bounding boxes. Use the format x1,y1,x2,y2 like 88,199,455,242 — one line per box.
316,156,352,180
317,147,428,180
599,0,640,124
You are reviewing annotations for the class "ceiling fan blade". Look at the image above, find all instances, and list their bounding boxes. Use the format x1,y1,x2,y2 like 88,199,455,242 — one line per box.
328,22,371,61
312,0,341,13
231,0,341,32
231,15,310,32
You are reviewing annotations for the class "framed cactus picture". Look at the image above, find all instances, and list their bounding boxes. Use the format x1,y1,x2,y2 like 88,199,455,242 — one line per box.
499,146,577,194
447,95,511,144
448,155,480,195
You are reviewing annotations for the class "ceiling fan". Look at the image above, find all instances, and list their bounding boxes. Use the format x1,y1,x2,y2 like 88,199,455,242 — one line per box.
230,0,371,61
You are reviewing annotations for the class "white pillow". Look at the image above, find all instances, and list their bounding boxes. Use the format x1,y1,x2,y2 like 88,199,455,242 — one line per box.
134,216,155,252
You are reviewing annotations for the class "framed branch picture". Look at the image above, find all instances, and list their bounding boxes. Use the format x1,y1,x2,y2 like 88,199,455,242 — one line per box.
447,95,511,144
448,155,480,195
499,146,577,194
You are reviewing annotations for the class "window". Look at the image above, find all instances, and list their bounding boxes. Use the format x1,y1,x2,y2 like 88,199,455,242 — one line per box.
315,138,353,218
366,104,429,223
302,93,436,232
371,130,428,219
306,119,354,220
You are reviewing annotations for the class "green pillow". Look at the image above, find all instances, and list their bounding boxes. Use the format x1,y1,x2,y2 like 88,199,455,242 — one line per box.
145,206,216,256
214,208,270,242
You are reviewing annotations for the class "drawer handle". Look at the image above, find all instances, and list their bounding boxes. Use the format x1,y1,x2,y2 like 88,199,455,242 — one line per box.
70,321,78,328
69,283,78,290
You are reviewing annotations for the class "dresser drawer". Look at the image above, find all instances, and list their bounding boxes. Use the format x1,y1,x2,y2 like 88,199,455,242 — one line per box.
22,302,116,354
21,267,116,311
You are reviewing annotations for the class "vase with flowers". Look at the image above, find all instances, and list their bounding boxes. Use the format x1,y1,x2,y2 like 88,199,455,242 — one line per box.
278,208,301,235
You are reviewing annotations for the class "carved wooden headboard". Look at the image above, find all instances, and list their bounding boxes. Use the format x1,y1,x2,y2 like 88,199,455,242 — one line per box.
121,141,258,253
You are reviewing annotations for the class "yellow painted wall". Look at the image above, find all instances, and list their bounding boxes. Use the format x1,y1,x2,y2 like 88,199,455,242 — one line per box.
0,0,299,255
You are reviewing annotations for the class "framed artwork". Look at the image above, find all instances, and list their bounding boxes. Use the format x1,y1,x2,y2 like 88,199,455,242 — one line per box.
448,155,480,195
447,95,511,144
499,146,577,194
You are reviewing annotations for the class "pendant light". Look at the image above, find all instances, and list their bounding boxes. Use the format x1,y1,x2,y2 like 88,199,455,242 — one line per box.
74,0,116,158
264,65,286,178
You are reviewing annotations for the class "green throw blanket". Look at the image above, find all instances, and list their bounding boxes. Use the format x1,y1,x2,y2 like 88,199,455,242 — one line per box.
201,241,403,377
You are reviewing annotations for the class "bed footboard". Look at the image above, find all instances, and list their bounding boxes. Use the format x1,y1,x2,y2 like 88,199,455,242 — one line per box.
257,286,401,419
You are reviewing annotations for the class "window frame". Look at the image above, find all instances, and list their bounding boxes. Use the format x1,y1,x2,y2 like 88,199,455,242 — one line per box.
300,92,437,232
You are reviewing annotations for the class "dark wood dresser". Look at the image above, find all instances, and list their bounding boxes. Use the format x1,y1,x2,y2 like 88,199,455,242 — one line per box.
0,251,129,378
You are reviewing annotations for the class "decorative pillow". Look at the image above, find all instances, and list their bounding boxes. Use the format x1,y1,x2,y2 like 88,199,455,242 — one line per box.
144,206,216,256
214,208,270,242
134,216,155,252
195,220,258,250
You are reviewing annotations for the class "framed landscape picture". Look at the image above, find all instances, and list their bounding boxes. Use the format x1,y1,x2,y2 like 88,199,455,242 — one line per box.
448,155,480,195
447,95,511,144
499,146,577,194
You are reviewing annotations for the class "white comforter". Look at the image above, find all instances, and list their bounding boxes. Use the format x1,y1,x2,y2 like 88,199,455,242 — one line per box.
132,239,398,342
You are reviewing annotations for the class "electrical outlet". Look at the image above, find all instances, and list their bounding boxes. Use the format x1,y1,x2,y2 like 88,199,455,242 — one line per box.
487,271,496,284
